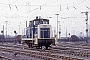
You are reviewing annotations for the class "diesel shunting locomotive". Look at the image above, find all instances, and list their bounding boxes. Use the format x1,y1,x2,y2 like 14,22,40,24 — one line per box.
21,16,56,49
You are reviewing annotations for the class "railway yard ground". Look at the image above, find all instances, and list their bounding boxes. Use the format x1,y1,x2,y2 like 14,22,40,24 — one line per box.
0,41,90,60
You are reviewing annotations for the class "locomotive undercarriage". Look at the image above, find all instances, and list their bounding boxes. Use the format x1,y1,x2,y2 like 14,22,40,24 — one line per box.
24,39,55,50
37,39,55,49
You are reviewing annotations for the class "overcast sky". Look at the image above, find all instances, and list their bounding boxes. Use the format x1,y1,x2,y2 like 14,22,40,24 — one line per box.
0,0,90,37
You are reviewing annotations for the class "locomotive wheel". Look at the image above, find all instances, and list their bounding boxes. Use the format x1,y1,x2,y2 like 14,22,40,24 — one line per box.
45,46,48,50
28,43,33,48
42,46,45,50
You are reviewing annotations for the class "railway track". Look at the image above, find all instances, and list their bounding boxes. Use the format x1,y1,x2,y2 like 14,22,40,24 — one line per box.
0,55,13,60
0,47,84,60
0,43,86,60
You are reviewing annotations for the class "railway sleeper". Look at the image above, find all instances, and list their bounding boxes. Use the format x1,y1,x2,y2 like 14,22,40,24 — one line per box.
0,56,13,60
25,53,58,60
0,46,87,60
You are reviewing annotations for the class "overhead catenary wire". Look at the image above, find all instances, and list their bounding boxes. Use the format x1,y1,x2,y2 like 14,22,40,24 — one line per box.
60,5,61,11
86,6,90,9
20,0,59,18
0,0,88,12
0,0,87,17
0,0,18,11
9,5,11,10
25,0,90,20
15,5,18,11
73,6,77,10
44,0,89,18
67,4,69,10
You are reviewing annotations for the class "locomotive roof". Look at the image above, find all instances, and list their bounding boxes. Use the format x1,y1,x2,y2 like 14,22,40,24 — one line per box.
30,18,49,22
